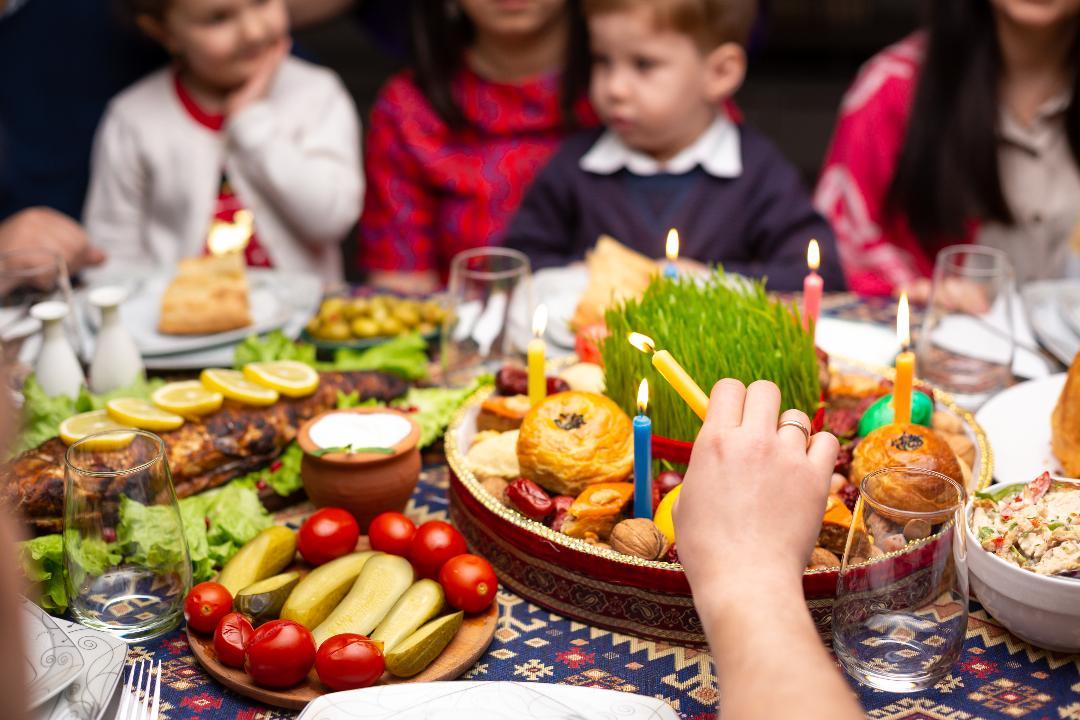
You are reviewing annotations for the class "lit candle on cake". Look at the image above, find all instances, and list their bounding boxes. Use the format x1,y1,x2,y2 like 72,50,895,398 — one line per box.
893,292,915,425
803,239,823,336
528,304,548,407
628,332,709,420
664,228,679,280
633,379,653,519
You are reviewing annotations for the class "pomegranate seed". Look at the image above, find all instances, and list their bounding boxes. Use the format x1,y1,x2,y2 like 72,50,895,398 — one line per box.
102,527,116,542
269,460,283,473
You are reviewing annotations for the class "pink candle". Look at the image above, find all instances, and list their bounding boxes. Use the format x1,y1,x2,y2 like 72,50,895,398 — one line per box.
803,239,823,336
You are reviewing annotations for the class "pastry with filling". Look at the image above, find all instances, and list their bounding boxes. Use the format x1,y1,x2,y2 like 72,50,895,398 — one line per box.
1052,352,1080,476
158,254,252,335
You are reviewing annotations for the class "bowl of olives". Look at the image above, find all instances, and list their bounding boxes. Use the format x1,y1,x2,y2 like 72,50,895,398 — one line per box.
302,294,448,349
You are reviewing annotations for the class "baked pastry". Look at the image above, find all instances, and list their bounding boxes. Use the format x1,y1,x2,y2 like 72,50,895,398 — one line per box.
818,495,870,558
158,254,252,335
1052,351,1080,476
571,236,659,330
851,423,963,517
516,391,633,496
560,482,634,540
477,395,531,433
465,430,520,482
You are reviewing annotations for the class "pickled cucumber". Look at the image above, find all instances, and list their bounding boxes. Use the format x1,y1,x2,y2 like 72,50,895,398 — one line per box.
217,526,297,596
371,579,445,653
311,553,414,646
234,571,300,625
385,611,464,678
280,551,378,630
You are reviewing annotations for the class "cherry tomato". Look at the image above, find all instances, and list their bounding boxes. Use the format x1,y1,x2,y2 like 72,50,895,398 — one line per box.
298,508,360,566
439,554,498,613
245,619,317,688
409,521,467,579
315,633,385,691
213,612,253,668
184,582,233,634
367,512,416,556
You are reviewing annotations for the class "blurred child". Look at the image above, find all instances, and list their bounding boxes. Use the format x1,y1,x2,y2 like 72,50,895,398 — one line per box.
357,0,595,294
505,0,845,291
84,0,362,286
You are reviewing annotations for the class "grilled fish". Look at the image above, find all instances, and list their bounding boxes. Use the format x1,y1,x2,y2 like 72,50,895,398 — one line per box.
2,371,407,534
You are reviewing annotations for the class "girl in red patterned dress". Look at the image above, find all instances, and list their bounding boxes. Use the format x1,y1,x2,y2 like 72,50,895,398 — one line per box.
358,0,595,293
815,0,1080,297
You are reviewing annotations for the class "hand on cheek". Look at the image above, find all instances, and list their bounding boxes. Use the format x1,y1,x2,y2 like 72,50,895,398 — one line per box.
225,37,291,117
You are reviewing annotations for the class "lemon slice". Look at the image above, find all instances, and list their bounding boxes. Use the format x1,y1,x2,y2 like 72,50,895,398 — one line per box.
58,410,136,450
106,398,185,432
242,361,319,397
201,368,279,406
152,381,224,416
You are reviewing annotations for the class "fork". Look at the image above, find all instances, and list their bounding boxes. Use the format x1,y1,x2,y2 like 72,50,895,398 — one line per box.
115,659,161,720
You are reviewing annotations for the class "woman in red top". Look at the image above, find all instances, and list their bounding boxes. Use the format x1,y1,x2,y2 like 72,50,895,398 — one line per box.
358,0,595,292
816,0,1080,297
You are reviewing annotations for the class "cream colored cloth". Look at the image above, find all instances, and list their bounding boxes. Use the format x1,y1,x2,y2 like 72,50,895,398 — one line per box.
83,57,362,288
977,93,1080,284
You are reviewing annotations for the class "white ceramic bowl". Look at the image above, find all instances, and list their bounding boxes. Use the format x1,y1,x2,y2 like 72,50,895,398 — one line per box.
966,480,1080,653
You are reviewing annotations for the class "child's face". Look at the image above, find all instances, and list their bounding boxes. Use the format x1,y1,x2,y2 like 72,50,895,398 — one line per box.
459,0,568,39
991,0,1080,29
588,6,743,160
148,0,289,91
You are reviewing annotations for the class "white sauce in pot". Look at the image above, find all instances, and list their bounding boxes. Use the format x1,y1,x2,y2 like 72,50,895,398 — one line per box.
309,412,412,451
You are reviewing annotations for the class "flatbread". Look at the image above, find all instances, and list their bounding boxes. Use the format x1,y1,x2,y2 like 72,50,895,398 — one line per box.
571,235,660,330
158,254,253,335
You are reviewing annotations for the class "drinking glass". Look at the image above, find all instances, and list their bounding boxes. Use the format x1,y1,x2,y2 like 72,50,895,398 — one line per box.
441,247,532,386
832,467,968,693
64,430,191,643
0,248,81,367
915,246,1015,409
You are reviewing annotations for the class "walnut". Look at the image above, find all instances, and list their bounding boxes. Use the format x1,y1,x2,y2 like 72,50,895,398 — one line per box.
480,477,511,507
903,518,931,540
808,547,841,569
609,518,670,560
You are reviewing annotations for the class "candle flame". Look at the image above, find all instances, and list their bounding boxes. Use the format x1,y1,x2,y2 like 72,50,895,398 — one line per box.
637,378,649,413
532,304,548,337
807,239,820,271
665,229,680,262
628,332,656,354
897,292,910,349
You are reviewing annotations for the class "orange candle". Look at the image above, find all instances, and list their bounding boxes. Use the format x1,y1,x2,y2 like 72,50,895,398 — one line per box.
803,239,823,336
893,292,914,425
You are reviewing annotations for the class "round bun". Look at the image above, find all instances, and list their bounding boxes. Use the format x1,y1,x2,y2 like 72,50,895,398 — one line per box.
517,391,633,497
851,423,964,517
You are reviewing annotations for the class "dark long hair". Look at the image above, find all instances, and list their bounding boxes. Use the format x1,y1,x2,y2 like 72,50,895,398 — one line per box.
409,0,591,130
886,1,1080,249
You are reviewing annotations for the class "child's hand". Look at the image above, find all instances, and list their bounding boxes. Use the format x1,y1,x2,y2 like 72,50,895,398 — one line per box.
225,38,291,117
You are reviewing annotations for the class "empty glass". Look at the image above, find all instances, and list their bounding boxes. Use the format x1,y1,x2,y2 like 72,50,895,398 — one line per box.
916,246,1015,409
441,247,532,386
64,430,191,643
832,467,968,693
0,248,80,366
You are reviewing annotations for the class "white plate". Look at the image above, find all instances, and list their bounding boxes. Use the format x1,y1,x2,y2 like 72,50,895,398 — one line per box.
507,265,589,352
22,599,85,710
815,317,898,368
296,681,680,720
1024,281,1080,366
975,373,1065,485
34,618,127,720
1058,283,1080,340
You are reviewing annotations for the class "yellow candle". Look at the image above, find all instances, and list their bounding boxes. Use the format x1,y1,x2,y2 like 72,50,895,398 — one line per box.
892,293,914,425
528,305,548,407
628,332,709,420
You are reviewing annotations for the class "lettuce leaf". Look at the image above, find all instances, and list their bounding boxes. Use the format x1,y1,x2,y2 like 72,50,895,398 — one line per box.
325,334,429,381
234,330,317,368
233,442,306,498
17,535,68,614
392,374,492,447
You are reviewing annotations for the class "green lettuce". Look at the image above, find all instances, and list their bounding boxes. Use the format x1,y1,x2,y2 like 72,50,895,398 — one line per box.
233,442,305,497
17,535,68,614
233,330,317,368
325,334,429,381
392,374,492,447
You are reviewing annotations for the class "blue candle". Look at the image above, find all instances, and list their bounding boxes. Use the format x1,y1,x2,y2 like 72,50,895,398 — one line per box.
663,263,678,280
633,379,653,519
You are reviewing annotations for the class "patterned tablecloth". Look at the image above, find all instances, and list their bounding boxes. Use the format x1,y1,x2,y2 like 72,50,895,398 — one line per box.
124,297,1079,720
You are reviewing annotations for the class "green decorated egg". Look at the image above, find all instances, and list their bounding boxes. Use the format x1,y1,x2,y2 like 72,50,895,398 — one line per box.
857,391,933,436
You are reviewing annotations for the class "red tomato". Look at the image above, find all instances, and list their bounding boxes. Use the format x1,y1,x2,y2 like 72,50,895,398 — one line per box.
245,620,317,688
315,633,385,691
184,582,233,634
367,512,416,556
438,554,498,613
298,508,360,566
409,521,467,579
213,612,253,668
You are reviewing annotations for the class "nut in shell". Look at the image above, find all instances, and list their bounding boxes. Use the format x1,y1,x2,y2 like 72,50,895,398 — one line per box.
609,518,670,560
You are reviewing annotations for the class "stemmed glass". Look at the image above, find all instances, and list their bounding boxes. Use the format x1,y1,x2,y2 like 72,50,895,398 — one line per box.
64,430,191,643
832,467,968,693
441,247,532,386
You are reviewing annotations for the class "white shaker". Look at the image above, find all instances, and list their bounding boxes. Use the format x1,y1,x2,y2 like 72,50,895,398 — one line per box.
29,301,85,399
88,286,144,393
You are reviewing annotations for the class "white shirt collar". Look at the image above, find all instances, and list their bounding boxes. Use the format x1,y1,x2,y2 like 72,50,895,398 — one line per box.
579,115,742,178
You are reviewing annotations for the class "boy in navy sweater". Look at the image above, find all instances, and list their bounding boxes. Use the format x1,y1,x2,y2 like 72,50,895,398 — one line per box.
505,0,845,291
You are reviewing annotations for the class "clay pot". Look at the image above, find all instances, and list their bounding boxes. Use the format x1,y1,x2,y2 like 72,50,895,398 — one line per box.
297,407,421,530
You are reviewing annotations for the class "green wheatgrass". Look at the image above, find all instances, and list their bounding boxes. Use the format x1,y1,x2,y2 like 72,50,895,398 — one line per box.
600,271,821,443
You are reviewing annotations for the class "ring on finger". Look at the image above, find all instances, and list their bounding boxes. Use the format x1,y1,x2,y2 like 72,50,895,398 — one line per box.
777,418,811,450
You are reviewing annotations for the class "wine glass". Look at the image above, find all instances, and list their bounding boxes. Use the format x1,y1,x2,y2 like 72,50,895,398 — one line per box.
832,467,968,693
441,247,532,386
63,430,191,643
916,246,1015,409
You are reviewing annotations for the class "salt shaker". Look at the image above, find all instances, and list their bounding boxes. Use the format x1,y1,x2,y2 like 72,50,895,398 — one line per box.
88,286,144,393
29,301,85,399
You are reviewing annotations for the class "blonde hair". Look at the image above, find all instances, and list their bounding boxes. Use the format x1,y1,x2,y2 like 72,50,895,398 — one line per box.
582,0,757,49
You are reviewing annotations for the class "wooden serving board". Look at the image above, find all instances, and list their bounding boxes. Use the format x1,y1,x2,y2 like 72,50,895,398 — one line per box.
187,537,499,710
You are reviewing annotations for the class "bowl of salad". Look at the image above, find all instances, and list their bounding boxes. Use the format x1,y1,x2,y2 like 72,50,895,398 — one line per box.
966,472,1080,653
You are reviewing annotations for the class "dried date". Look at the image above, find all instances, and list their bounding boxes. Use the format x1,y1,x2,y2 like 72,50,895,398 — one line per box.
507,477,554,520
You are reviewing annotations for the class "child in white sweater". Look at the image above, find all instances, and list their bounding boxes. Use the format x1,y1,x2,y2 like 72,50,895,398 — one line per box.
84,0,362,286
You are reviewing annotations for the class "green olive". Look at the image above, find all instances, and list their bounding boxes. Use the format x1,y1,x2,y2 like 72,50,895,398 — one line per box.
393,305,421,327
379,317,405,336
321,297,347,317
323,321,351,342
351,318,380,338
416,322,437,335
350,298,370,317
370,304,390,323
420,302,445,323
